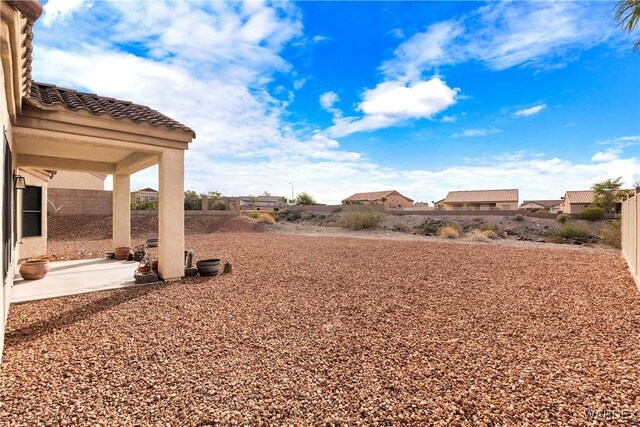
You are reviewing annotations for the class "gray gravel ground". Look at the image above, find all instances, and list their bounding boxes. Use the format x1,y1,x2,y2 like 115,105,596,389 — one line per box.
1,231,639,426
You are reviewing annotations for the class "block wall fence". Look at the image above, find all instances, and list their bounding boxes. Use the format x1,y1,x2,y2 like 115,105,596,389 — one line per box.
621,194,640,290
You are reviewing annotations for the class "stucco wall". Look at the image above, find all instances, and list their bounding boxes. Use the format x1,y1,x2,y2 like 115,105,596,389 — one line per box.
48,188,113,216
385,193,413,208
49,171,105,190
443,202,519,211
564,203,591,215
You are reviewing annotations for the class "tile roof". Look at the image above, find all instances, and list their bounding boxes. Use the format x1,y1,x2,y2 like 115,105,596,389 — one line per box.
564,191,594,205
343,190,413,202
27,82,195,138
520,200,563,208
443,189,519,203
133,188,158,193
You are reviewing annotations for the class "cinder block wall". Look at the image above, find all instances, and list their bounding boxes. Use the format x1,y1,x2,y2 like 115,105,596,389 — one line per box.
48,188,113,216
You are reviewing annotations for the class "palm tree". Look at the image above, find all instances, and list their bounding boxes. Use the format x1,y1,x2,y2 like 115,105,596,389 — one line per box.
615,0,640,50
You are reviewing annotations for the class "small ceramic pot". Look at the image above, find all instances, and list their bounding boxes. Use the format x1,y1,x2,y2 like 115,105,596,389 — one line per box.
19,259,50,280
196,259,221,276
114,247,132,260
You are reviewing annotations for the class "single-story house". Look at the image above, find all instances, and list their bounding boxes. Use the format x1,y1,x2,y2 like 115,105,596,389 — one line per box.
132,187,159,203
342,190,414,209
520,200,563,213
1,0,194,361
437,189,519,211
562,190,630,214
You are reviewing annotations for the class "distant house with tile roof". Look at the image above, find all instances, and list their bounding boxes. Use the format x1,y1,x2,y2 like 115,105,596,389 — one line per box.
562,190,632,214
519,199,563,213
342,190,414,209
132,187,159,203
437,189,519,211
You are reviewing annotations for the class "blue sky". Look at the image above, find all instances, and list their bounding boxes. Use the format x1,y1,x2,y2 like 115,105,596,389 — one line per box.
34,0,639,204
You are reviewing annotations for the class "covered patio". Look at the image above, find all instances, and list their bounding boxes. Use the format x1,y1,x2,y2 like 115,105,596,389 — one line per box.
11,258,140,304
14,82,195,281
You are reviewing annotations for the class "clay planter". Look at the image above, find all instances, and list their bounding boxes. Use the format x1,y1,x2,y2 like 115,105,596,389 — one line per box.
19,259,50,280
114,246,132,260
196,259,221,276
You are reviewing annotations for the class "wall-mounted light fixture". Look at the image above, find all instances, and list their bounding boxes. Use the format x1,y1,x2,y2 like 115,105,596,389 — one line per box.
13,174,26,190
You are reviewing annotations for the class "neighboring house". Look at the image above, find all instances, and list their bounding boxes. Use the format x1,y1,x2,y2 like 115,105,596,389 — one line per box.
438,189,519,211
342,190,414,209
132,187,159,203
48,171,106,190
520,200,563,213
223,195,287,210
562,190,629,214
1,0,194,361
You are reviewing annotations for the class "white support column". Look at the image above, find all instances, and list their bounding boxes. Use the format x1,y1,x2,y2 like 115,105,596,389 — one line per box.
112,173,131,249
158,149,184,281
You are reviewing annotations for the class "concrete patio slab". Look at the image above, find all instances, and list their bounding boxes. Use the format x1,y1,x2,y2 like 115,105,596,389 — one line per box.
11,259,141,304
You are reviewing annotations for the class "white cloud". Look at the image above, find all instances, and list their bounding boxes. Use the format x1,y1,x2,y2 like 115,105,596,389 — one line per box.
441,115,456,123
293,78,307,90
328,77,459,137
359,78,458,118
452,128,501,138
515,104,546,117
319,91,340,111
42,0,87,27
592,151,620,163
383,1,617,74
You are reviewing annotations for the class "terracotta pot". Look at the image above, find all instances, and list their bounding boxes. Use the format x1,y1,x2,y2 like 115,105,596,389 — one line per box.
137,265,151,274
19,259,50,280
114,246,132,260
196,259,221,277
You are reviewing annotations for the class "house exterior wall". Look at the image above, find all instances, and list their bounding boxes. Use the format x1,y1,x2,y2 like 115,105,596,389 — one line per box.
443,201,518,211
564,203,591,215
0,35,13,361
16,168,48,259
384,193,413,209
132,190,158,203
49,171,105,190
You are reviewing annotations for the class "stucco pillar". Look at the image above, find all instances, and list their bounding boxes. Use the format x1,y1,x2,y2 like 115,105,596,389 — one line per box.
112,173,130,249
158,149,184,281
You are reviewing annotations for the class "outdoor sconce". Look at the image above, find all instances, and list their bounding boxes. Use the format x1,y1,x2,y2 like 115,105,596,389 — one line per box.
13,174,26,190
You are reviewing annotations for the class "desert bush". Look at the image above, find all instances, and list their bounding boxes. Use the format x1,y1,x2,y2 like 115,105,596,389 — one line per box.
482,230,499,239
256,212,275,225
339,210,383,230
578,206,604,221
561,224,591,239
392,222,406,232
437,226,460,239
247,210,260,219
302,211,317,220
332,207,342,213
479,223,498,233
600,220,621,248
546,224,591,243
468,229,490,242
556,214,569,224
514,214,524,221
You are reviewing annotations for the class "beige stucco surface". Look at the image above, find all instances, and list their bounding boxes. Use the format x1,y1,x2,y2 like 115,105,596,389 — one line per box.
49,171,105,190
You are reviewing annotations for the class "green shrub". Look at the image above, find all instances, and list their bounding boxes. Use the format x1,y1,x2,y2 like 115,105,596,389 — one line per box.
556,214,569,224
558,224,591,239
437,226,460,239
479,223,498,233
332,207,342,213
247,210,260,219
578,206,604,221
339,210,383,230
600,220,621,248
514,214,524,221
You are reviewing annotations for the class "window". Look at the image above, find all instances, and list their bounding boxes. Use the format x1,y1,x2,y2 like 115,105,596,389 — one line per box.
3,133,12,282
22,186,42,237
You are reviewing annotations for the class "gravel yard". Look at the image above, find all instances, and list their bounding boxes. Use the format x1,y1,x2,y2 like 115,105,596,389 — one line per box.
2,229,639,425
